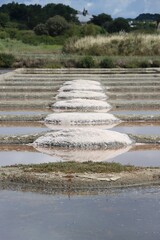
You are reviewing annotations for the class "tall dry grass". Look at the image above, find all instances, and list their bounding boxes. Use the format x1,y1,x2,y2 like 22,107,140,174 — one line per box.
63,34,160,56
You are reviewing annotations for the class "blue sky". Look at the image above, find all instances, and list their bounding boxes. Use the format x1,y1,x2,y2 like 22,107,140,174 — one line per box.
0,0,159,18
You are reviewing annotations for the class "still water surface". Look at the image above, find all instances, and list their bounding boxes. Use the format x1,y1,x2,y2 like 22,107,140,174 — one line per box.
0,187,160,240
0,145,159,167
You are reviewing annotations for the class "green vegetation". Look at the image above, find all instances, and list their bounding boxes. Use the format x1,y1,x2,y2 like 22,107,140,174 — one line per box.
100,57,114,68
0,53,15,67
0,2,159,68
20,161,136,174
64,34,160,56
77,56,95,68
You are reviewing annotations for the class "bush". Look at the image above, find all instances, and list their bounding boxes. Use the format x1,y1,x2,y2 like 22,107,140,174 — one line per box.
34,23,48,35
77,56,95,68
15,30,55,45
0,53,15,68
0,30,9,39
100,58,114,68
138,60,151,68
80,23,105,37
46,15,69,36
150,60,160,67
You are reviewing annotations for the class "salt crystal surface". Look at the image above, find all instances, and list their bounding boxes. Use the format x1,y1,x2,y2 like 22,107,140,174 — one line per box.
45,122,119,130
53,99,111,110
45,112,120,125
64,80,101,86
35,146,132,162
33,128,133,149
59,83,103,92
56,90,107,100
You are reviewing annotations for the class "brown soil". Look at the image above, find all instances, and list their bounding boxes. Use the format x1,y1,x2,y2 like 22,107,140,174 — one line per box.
0,167,160,194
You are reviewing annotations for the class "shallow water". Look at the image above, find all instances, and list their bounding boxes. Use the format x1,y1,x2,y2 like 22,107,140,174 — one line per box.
0,69,12,74
112,123,160,135
111,146,160,167
0,187,160,240
0,145,160,167
0,151,60,166
0,111,50,115
0,126,48,135
110,110,160,115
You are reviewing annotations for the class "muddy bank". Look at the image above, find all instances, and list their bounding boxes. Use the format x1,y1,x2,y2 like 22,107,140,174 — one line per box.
0,166,160,194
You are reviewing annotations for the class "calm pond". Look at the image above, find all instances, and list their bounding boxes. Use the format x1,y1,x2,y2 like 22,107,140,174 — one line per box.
0,187,160,240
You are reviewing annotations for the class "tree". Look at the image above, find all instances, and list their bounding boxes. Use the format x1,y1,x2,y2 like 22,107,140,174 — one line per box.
46,15,69,36
107,17,130,33
34,23,48,35
90,13,112,27
0,12,10,27
81,23,105,36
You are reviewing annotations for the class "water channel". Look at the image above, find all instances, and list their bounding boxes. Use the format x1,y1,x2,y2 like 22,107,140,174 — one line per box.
0,187,160,240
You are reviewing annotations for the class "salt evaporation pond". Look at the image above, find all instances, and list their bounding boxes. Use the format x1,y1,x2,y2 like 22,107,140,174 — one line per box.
112,124,160,135
0,145,160,167
110,148,160,167
1,187,160,240
0,151,60,166
0,126,48,135
110,110,160,115
0,111,51,115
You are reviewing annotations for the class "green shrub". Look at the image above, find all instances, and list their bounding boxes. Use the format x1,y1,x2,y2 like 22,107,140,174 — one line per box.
80,23,105,37
150,60,160,67
100,58,114,68
15,30,55,45
77,56,95,68
138,60,151,68
34,23,48,35
46,15,69,36
0,30,9,39
0,53,15,68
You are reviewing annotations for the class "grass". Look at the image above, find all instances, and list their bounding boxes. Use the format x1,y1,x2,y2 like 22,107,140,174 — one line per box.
0,38,62,55
63,33,160,56
0,36,160,68
19,161,137,174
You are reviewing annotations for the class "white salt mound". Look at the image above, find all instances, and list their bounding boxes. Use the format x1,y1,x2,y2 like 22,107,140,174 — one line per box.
56,90,107,100
33,128,133,149
35,146,131,162
53,99,111,110
64,80,101,86
45,112,120,125
59,83,103,92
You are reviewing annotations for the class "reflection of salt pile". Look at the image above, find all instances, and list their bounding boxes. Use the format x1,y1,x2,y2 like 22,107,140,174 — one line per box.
53,99,111,110
35,146,132,162
33,128,133,149
56,90,107,100
45,112,120,125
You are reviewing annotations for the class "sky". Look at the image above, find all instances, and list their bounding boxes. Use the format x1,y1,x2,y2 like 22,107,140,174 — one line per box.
0,0,160,18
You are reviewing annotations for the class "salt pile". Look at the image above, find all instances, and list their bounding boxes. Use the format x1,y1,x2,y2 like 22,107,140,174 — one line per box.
33,128,133,149
33,78,134,153
59,83,103,92
63,80,101,86
53,99,111,110
45,112,120,125
35,146,132,162
56,90,107,100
